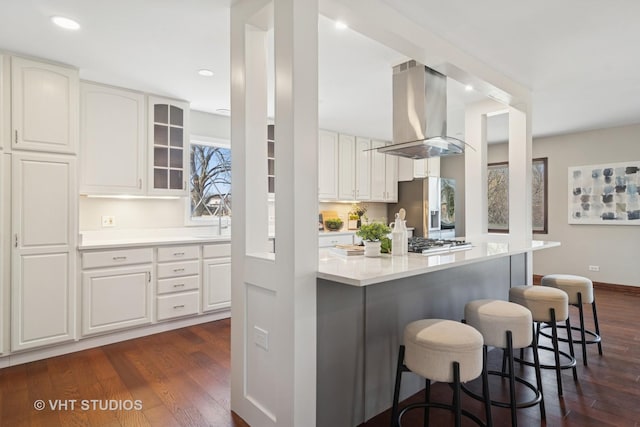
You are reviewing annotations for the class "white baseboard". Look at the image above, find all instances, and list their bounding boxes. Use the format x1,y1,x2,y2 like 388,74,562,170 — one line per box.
0,310,230,369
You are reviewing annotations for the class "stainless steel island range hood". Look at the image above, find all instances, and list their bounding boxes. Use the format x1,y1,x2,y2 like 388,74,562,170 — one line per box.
378,60,467,159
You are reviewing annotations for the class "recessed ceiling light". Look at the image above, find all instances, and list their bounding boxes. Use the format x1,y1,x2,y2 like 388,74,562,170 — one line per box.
51,16,80,30
335,21,348,30
198,69,214,77
465,85,474,92
215,108,231,115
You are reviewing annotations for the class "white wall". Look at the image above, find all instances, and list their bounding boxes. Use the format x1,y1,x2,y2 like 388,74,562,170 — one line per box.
79,110,230,231
531,124,640,287
444,123,640,287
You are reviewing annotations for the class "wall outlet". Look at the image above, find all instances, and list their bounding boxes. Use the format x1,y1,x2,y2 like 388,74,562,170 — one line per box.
588,265,600,272
254,326,269,351
101,215,116,227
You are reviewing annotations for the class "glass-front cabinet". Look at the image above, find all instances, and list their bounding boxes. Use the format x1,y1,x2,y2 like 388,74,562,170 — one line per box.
148,96,189,195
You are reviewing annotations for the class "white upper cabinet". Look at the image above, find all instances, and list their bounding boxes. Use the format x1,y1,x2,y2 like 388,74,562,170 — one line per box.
148,96,189,195
80,82,146,195
318,129,339,200
338,134,355,200
355,137,372,200
371,140,398,202
1,54,8,151
338,134,371,201
399,157,441,181
11,57,78,154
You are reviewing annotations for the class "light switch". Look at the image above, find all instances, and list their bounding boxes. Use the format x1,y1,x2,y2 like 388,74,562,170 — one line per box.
254,326,269,351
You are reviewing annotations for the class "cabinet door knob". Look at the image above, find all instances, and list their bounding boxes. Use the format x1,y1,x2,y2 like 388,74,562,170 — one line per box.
173,304,185,309
174,283,185,288
173,252,185,257
173,268,185,273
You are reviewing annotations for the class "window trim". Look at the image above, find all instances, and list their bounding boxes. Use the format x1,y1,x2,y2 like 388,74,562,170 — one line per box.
487,157,548,235
185,135,231,226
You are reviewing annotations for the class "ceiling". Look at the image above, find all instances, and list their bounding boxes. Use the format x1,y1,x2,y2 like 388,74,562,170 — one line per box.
1,0,640,144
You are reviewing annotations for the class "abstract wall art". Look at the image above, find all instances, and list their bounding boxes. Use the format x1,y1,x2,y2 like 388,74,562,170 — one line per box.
569,161,640,224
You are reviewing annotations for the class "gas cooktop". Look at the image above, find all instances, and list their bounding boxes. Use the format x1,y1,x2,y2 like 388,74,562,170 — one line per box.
407,237,473,254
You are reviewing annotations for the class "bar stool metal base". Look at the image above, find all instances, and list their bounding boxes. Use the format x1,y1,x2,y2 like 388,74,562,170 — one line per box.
462,329,545,427
515,310,578,396
391,345,491,427
538,292,603,366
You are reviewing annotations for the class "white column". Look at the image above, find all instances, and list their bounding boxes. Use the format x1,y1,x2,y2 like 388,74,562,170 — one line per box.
508,106,532,242
231,0,318,426
464,100,503,239
508,105,534,283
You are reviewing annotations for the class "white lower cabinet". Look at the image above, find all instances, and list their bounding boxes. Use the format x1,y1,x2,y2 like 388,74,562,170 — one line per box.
82,265,152,335
81,248,153,336
202,243,231,312
318,234,354,248
156,245,200,320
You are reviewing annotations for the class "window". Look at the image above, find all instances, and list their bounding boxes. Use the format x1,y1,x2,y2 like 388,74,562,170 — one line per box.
189,137,231,223
488,157,548,234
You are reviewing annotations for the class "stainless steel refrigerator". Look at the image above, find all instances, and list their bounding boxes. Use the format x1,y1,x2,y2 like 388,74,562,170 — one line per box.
387,177,456,239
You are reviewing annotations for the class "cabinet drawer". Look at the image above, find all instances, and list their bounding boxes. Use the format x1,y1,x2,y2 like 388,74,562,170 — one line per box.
82,248,153,269
202,243,231,258
318,234,353,248
157,245,199,262
157,260,199,279
157,292,199,320
157,275,199,295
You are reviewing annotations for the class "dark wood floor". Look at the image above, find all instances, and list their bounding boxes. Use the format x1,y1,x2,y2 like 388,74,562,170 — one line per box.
0,286,639,426
364,286,640,427
0,319,248,427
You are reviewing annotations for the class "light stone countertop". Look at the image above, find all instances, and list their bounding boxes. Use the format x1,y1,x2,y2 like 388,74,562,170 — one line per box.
78,228,231,250
317,238,560,287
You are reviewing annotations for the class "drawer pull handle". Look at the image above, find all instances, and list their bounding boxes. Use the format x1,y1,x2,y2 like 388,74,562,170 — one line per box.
173,304,185,309
173,268,185,273
173,283,185,288
173,252,185,256
113,256,127,261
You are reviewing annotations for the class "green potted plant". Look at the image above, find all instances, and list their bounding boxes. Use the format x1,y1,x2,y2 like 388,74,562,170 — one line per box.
356,221,391,257
324,217,343,231
349,203,367,228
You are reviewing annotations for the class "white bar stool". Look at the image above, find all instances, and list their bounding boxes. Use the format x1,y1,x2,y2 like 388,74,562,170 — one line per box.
391,319,491,427
463,299,545,427
509,286,578,396
541,274,603,365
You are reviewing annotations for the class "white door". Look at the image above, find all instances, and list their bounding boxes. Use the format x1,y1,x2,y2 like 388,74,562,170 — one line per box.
11,57,78,154
355,137,371,200
80,82,145,195
11,153,76,351
337,134,355,200
202,258,231,312
318,130,338,200
82,266,152,336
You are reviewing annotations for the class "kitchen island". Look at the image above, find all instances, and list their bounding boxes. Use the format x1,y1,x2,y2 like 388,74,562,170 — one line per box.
316,238,560,426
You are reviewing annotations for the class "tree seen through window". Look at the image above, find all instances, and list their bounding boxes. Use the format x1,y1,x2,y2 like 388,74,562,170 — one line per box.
190,144,231,219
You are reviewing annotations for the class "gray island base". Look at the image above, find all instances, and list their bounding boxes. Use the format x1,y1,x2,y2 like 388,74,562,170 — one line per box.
317,239,560,426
